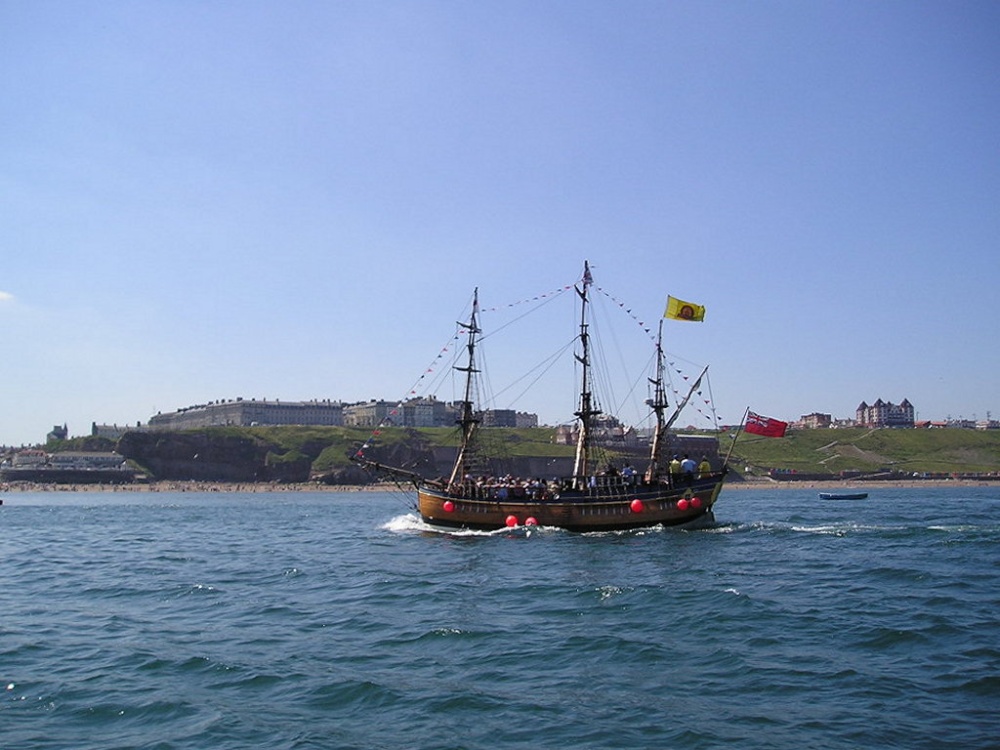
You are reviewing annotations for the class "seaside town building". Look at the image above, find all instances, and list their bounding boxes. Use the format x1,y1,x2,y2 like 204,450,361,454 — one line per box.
797,412,832,429
92,422,146,439
399,397,454,428
481,408,518,428
341,399,401,428
343,397,452,428
143,396,540,432
856,399,915,428
480,409,538,428
47,424,68,442
553,416,643,449
343,398,538,429
149,398,345,429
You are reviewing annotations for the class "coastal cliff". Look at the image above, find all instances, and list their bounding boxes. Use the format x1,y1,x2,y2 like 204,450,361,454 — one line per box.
117,430,298,482
112,427,602,484
115,427,444,484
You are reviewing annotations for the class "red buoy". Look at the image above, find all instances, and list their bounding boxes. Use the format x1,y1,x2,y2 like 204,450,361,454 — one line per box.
677,498,690,511
690,497,702,509
505,515,519,527
525,516,538,526
630,499,644,513
443,500,455,512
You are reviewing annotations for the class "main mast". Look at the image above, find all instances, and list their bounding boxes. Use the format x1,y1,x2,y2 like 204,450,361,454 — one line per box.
645,319,669,482
572,262,601,488
448,289,481,489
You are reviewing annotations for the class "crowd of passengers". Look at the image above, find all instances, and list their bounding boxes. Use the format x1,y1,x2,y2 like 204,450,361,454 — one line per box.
446,455,714,499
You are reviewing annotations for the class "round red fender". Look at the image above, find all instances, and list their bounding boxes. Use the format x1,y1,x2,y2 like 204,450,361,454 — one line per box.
443,500,455,512
630,499,644,513
690,497,702,509
677,498,690,511
525,516,538,526
505,515,519,527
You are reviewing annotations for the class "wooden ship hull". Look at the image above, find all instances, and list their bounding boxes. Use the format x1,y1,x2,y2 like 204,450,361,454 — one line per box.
417,472,726,532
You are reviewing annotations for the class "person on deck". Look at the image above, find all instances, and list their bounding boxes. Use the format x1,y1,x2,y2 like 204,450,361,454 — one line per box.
669,455,682,486
698,456,712,478
622,463,636,487
681,454,697,485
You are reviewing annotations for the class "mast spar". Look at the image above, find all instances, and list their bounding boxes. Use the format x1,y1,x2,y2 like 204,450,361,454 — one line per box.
645,319,669,483
448,289,481,489
572,262,601,489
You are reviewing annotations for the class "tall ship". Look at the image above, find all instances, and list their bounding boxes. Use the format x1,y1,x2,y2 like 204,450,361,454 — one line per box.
352,262,727,531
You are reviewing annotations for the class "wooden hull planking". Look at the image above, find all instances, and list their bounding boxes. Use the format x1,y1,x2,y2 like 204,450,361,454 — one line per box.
418,473,726,531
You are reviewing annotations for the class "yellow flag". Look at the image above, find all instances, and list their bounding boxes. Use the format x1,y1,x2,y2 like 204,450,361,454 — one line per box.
664,295,705,322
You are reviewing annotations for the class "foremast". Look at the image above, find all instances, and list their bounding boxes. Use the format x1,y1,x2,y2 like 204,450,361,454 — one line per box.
447,289,482,490
572,262,601,489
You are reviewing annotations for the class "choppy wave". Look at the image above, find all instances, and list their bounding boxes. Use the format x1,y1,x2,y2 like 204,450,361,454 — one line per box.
1,487,997,749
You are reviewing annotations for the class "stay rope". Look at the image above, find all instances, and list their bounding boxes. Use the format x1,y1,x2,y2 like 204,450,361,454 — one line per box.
355,273,721,463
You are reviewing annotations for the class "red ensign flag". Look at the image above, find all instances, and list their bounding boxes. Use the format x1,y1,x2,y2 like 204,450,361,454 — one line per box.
745,411,788,438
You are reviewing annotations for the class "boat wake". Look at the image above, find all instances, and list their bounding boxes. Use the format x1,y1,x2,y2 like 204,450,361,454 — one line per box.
730,519,923,537
382,513,724,538
382,513,521,537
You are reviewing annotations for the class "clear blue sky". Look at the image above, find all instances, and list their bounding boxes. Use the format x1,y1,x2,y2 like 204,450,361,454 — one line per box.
2,1,998,446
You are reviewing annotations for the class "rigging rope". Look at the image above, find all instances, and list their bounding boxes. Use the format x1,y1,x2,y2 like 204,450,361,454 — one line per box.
356,272,723,462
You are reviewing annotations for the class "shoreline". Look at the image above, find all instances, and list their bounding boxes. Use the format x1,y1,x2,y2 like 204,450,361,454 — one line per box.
2,478,998,493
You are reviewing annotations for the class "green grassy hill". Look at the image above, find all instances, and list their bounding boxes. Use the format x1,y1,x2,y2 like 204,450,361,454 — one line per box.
46,425,1000,481
726,427,1000,477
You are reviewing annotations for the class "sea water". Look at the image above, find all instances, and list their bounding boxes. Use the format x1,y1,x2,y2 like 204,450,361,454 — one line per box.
1,486,997,749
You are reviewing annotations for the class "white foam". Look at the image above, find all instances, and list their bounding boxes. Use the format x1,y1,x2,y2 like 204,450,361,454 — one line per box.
381,513,517,536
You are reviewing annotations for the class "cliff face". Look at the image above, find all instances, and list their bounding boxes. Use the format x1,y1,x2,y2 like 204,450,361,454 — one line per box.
115,429,440,484
116,431,310,482
115,428,659,484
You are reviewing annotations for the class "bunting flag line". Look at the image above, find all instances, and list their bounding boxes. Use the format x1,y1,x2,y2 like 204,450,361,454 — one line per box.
359,279,725,459
593,284,717,425
594,286,657,342
745,410,788,438
355,325,465,459
664,295,705,322
480,284,574,314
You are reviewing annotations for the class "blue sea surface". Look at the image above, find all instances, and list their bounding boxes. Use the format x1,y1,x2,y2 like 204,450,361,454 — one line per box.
1,486,997,749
